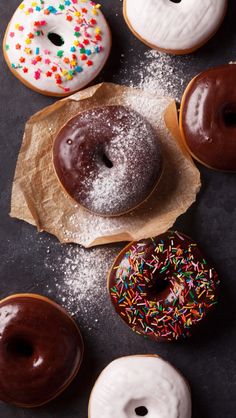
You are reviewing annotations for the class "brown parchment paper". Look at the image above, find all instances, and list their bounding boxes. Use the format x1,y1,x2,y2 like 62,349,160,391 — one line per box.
10,83,201,247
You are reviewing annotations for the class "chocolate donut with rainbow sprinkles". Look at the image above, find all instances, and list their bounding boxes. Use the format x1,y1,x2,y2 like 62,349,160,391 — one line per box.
108,230,220,341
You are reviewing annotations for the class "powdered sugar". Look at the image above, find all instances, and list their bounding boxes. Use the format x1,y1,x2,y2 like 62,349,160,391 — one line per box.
116,49,196,100
44,243,122,328
79,106,162,215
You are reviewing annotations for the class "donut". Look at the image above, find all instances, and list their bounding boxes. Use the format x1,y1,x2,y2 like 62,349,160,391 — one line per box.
108,230,220,341
53,105,163,217
88,355,191,418
0,293,84,407
179,64,236,172
3,0,111,97
123,0,227,55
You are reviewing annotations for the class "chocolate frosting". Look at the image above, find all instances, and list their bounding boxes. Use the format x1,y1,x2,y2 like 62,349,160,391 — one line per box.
53,105,163,216
0,295,83,407
108,231,220,342
181,64,236,171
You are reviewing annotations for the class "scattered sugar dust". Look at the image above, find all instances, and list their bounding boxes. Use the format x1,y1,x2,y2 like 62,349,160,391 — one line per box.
44,242,123,329
116,49,197,101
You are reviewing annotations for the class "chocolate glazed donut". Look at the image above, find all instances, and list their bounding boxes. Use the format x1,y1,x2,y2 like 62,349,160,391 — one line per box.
108,231,220,342
179,64,236,172
53,105,163,217
0,294,84,407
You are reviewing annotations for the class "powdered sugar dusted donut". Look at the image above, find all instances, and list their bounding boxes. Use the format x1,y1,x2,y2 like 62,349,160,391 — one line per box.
89,355,191,418
53,105,163,217
3,0,111,96
123,0,227,54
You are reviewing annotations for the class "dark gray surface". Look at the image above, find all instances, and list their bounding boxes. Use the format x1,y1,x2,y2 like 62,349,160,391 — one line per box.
0,1,236,417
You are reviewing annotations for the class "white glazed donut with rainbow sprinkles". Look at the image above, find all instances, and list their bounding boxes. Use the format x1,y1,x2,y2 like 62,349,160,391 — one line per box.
3,0,111,96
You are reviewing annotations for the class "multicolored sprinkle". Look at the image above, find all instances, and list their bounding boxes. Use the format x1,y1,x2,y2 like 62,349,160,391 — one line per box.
109,231,220,341
4,0,110,95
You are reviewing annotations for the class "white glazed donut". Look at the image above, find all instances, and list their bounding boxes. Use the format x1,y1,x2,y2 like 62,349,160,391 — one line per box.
123,0,227,54
89,355,191,418
3,0,111,96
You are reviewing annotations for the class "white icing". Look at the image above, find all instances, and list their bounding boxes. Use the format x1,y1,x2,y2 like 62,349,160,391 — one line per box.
4,0,111,95
89,356,191,418
125,0,227,52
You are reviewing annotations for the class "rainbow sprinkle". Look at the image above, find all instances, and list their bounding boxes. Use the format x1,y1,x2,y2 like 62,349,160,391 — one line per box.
5,0,107,94
109,231,220,341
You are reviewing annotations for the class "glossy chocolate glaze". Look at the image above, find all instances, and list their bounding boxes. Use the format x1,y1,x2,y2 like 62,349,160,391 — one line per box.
0,295,83,407
53,105,163,216
108,231,220,342
181,64,236,171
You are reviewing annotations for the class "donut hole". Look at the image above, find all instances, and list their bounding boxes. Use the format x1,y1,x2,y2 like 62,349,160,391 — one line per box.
48,32,65,47
156,276,170,293
222,103,236,127
7,336,34,358
147,276,170,299
135,406,148,416
102,152,113,168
